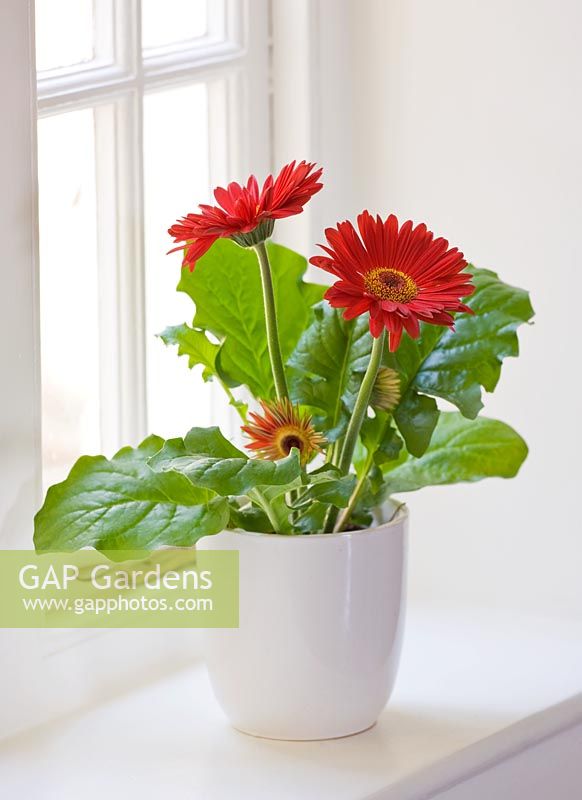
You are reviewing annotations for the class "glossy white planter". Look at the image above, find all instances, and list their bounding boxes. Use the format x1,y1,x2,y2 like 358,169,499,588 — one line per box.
196,507,408,741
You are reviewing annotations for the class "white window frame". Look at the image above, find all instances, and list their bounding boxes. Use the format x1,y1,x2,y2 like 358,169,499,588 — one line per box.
0,0,271,740
37,0,270,457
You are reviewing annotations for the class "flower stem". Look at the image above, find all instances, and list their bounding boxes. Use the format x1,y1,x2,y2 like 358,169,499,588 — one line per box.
323,330,385,533
254,242,289,400
335,410,393,531
338,330,385,475
334,451,375,533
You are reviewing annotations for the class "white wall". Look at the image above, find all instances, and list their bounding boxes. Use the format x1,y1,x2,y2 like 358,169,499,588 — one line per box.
341,0,582,618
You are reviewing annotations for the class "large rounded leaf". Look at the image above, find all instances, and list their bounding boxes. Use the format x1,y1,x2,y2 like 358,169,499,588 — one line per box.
34,436,230,554
382,413,528,494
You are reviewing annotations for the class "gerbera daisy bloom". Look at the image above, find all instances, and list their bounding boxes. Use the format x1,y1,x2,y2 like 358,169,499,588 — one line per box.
310,211,474,351
242,399,325,466
168,160,323,271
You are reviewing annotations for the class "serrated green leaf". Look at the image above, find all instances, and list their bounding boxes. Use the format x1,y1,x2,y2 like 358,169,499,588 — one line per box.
34,435,230,555
386,267,534,420
158,324,219,380
383,412,528,494
289,302,372,440
115,434,165,460
178,239,325,399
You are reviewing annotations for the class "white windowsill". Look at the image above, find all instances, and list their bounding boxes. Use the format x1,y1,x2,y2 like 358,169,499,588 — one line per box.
1,609,581,799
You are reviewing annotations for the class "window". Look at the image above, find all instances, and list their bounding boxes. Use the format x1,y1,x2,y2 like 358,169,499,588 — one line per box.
36,0,271,489
2,0,333,741
0,0,272,741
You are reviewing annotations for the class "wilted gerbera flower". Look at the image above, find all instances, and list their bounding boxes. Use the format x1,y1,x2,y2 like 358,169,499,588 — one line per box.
168,160,323,271
310,211,474,351
371,367,401,412
242,399,325,466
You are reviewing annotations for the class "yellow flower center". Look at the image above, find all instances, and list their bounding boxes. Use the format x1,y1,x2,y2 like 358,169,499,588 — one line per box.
363,268,418,303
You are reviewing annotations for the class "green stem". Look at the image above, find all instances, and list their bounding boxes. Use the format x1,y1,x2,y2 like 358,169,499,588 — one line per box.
325,440,339,465
337,331,385,475
249,488,290,534
334,455,373,533
253,242,289,400
337,409,392,531
323,331,385,533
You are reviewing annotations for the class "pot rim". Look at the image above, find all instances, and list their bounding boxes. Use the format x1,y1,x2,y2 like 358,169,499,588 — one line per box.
218,504,408,541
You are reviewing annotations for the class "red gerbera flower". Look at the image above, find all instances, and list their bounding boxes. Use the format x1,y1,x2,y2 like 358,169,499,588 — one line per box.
168,160,323,271
310,211,474,351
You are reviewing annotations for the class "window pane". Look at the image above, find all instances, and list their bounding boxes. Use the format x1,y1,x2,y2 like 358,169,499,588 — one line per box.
142,0,208,50
38,110,101,490
35,0,94,73
143,83,215,439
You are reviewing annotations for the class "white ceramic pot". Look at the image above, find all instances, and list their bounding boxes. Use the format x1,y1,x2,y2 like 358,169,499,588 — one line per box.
196,507,408,741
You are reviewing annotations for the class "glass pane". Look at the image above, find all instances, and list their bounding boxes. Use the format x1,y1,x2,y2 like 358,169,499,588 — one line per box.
142,0,208,50
35,0,94,73
143,83,215,439
38,110,101,490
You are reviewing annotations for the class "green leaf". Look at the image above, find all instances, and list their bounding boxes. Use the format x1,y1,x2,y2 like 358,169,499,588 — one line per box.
228,501,272,533
382,413,528,494
148,428,246,467
158,324,219,381
293,501,329,534
178,239,325,399
151,436,302,497
165,453,301,497
360,411,404,466
386,267,534,421
292,471,357,508
184,427,245,459
289,302,372,440
250,488,295,534
259,474,303,503
393,390,439,457
353,416,402,514
34,435,230,555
